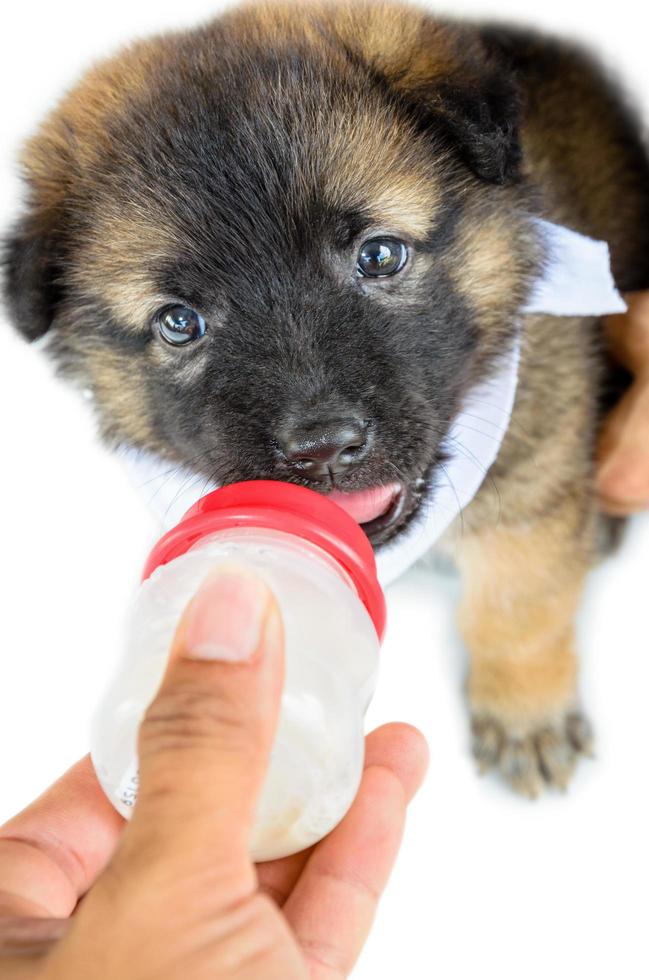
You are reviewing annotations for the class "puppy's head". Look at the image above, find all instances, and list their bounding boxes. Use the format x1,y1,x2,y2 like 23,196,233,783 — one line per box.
3,1,542,545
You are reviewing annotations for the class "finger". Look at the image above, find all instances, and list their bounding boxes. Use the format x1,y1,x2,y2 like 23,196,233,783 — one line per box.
0,916,68,955
604,291,649,375
257,850,313,908
127,565,284,870
361,723,429,803
597,379,649,512
0,920,71,980
0,757,123,918
256,723,427,908
282,725,428,978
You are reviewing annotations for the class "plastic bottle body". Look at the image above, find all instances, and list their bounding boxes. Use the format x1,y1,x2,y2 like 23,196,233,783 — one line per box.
91,526,380,861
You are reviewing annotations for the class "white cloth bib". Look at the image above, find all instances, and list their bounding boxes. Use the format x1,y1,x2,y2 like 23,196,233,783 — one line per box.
116,219,626,586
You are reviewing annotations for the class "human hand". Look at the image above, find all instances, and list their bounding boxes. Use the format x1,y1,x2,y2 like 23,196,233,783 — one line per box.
598,291,649,514
0,568,427,979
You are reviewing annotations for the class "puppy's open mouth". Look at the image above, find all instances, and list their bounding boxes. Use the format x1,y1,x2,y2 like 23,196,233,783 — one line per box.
326,482,410,544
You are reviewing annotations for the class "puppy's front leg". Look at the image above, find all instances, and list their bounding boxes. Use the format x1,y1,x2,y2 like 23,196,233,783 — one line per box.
456,501,595,797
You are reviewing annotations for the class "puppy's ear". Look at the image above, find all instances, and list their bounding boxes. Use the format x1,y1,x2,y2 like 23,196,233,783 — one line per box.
2,208,62,341
345,15,522,184
413,62,522,185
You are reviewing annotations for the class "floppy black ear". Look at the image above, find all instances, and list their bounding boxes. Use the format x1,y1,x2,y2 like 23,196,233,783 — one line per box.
2,210,62,341
421,66,522,184
359,19,523,185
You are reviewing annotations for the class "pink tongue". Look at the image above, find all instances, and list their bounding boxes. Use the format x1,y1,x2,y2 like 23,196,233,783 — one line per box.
327,483,401,524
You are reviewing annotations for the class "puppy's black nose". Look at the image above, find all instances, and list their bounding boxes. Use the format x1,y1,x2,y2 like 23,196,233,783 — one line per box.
277,417,370,480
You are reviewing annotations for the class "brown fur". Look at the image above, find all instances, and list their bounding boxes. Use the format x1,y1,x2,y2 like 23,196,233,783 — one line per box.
89,355,161,450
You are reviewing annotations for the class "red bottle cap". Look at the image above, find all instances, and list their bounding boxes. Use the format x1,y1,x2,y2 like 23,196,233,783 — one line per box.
142,481,386,640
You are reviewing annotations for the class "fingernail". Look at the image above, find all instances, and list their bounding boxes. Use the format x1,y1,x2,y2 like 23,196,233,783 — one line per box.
182,566,271,661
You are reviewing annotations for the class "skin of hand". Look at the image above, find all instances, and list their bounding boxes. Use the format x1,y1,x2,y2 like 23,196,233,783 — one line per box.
0,568,428,979
598,291,649,515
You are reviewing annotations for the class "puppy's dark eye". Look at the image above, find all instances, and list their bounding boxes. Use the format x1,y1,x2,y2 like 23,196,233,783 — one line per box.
357,238,408,278
155,305,206,346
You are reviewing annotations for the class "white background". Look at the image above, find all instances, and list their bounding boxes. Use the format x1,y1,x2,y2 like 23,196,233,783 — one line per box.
1,2,648,978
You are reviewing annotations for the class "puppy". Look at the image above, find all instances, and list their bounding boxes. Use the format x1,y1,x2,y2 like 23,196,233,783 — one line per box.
4,1,649,796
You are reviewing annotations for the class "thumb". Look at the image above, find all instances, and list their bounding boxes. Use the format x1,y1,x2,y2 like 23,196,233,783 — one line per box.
127,564,284,866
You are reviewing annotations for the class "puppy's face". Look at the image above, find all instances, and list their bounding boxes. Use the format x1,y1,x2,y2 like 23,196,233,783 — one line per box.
3,2,542,545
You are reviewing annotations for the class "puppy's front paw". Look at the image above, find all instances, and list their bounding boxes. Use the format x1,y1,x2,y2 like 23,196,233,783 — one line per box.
471,709,594,798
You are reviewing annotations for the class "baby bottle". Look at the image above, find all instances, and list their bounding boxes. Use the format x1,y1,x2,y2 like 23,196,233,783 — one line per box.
91,480,386,861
